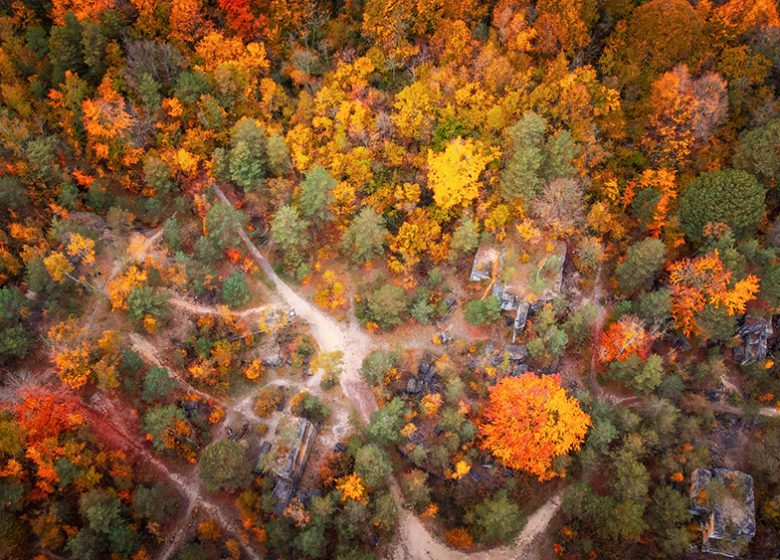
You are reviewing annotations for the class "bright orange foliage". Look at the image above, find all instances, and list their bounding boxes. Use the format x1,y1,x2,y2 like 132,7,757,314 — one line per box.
479,373,591,481
599,316,653,363
667,250,760,337
336,472,368,503
446,528,474,550
51,0,114,23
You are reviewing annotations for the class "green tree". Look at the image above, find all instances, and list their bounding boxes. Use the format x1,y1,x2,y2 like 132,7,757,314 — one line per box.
468,490,523,544
298,166,336,223
463,296,501,326
142,366,176,402
49,13,84,85
143,156,175,195
678,169,765,241
500,112,577,201
0,287,31,363
360,350,398,386
227,118,268,191
222,270,251,308
267,133,292,176
143,405,185,452
733,118,780,185
354,443,392,489
132,485,176,524
449,215,480,260
366,284,407,329
401,470,431,511
79,489,124,535
127,287,169,323
204,202,247,249
294,524,326,559
616,238,667,293
230,141,264,191
163,217,182,251
341,207,387,265
367,398,408,446
270,204,310,269
650,485,691,557
199,439,253,492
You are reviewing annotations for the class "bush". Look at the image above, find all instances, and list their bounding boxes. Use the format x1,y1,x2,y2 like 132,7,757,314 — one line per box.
463,296,501,326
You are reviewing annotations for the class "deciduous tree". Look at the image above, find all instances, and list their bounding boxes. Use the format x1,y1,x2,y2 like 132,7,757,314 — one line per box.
479,373,590,481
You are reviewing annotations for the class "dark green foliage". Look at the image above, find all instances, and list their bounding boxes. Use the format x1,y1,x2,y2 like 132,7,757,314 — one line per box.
163,216,182,251
270,204,309,269
143,156,175,195
616,238,666,293
678,169,765,241
132,485,177,524
0,287,32,363
295,524,326,558
49,13,84,85
366,398,407,446
222,270,251,308
449,215,480,259
127,286,169,323
341,207,387,264
468,489,524,544
463,296,501,326
204,202,247,249
501,112,577,201
354,444,392,488
199,439,253,492
299,166,336,222
142,366,176,402
366,284,407,329
292,392,329,421
607,354,665,393
228,118,268,191
360,350,398,386
267,133,292,176
734,118,780,185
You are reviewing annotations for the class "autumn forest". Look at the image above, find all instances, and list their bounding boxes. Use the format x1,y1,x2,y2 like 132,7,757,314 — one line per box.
1,0,780,559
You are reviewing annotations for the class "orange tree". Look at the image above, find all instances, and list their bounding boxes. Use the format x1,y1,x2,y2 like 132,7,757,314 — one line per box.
479,373,591,481
667,249,759,337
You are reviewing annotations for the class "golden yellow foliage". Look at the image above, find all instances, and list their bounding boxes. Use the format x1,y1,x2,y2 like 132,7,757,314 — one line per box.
427,137,498,211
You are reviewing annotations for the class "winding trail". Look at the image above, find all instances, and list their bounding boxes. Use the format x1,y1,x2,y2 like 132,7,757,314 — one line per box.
80,392,261,560
213,184,559,560
168,295,275,318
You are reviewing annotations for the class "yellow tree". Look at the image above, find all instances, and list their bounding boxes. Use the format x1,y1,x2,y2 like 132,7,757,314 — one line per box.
428,137,498,211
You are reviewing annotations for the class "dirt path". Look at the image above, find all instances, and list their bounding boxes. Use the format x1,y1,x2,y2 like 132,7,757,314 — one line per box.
213,184,561,560
129,332,227,407
168,295,275,318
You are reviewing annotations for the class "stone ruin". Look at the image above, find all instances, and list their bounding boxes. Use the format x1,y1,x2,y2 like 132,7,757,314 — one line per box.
733,315,773,366
690,467,756,558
